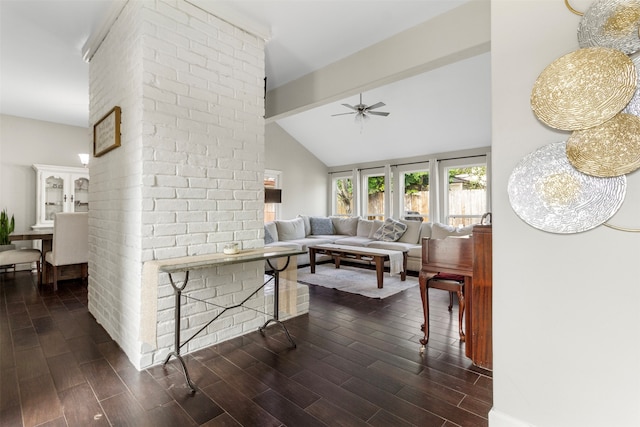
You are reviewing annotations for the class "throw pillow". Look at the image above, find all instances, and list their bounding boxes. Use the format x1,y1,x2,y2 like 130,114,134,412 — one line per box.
275,217,306,240
372,218,408,242
264,226,274,244
397,219,422,244
331,216,359,236
310,216,334,235
356,219,374,237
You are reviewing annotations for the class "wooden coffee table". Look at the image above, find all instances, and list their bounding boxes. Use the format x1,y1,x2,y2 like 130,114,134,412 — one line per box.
308,244,408,288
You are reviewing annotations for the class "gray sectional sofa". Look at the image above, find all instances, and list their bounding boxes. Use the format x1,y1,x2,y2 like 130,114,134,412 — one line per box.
264,215,473,272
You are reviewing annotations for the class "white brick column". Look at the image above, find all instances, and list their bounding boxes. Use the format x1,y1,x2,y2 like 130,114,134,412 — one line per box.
87,0,295,370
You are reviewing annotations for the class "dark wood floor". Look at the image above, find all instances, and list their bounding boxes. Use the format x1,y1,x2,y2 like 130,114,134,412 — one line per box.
0,270,492,427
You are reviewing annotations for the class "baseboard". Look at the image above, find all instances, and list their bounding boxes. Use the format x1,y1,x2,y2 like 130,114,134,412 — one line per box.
489,409,534,427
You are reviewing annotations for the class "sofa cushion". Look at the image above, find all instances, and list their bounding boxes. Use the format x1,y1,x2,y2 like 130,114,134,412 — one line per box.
367,240,416,252
286,237,333,251
331,216,359,236
334,236,373,247
266,241,301,250
397,219,422,244
264,226,275,244
372,218,408,242
310,216,334,235
419,222,433,241
298,215,311,236
431,223,474,239
356,219,375,237
369,220,384,238
264,222,278,243
407,245,422,259
276,217,306,240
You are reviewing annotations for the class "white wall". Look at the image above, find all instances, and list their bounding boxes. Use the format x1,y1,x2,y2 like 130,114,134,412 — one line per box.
265,122,328,218
0,115,89,231
491,2,640,426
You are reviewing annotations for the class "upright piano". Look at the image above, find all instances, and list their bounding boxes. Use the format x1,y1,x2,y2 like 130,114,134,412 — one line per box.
419,224,493,369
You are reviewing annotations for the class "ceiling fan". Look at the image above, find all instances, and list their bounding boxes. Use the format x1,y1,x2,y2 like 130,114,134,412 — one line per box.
331,93,390,122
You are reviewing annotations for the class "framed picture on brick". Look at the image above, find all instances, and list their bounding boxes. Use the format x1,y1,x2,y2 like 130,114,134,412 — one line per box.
93,106,121,157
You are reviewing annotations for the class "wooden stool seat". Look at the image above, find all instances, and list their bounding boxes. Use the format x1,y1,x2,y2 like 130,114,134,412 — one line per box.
418,237,473,350
423,274,466,341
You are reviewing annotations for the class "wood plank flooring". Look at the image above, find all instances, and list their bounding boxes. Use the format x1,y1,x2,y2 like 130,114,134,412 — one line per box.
0,270,492,426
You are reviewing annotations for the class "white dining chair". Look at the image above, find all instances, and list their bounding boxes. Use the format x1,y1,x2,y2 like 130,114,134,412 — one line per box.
44,212,88,290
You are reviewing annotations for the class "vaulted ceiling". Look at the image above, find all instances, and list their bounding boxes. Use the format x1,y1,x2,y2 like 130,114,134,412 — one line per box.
0,0,491,167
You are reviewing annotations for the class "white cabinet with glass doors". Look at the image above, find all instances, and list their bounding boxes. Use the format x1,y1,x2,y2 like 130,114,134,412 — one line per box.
32,164,89,229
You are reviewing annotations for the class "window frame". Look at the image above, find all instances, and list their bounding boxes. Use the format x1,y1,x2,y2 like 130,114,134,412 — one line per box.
331,171,356,217
395,162,430,223
439,157,488,226
264,169,281,223
360,167,387,220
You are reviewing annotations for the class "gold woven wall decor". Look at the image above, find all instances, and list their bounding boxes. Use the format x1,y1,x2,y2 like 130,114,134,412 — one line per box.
510,1,640,233
567,113,640,176
531,47,637,131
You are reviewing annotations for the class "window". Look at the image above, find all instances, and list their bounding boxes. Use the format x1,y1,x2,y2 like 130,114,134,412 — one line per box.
328,153,489,224
443,163,487,226
333,175,353,216
264,170,281,223
401,169,429,222
362,171,385,220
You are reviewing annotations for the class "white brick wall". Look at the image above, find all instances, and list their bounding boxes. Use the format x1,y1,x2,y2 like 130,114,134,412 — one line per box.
88,0,145,366
89,0,308,370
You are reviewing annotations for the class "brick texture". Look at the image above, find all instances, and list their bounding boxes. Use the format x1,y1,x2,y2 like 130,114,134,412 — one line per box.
88,0,307,370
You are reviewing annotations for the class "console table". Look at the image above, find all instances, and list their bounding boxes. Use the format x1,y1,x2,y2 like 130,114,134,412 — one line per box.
153,247,306,392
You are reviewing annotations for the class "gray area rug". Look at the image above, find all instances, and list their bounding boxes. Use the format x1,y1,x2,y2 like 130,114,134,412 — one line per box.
297,264,419,299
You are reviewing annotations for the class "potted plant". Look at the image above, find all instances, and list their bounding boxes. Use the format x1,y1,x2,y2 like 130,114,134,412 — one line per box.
0,209,16,251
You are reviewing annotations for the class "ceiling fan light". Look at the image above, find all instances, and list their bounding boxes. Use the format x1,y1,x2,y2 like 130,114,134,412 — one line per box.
354,113,369,124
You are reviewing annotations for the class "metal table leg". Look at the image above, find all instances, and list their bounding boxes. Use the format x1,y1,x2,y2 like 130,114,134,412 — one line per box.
259,257,297,348
163,255,297,393
162,271,197,393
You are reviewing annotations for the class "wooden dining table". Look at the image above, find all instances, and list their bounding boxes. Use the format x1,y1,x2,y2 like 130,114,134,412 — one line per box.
9,229,53,284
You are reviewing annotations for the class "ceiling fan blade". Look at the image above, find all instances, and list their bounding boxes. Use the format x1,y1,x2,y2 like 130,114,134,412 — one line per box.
333,95,390,119
366,102,386,110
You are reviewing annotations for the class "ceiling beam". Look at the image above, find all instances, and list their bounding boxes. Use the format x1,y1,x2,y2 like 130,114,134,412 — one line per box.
265,0,490,122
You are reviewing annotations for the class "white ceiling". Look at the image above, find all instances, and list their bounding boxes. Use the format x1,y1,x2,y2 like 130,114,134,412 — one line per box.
0,0,115,128
0,0,491,167
277,52,491,166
